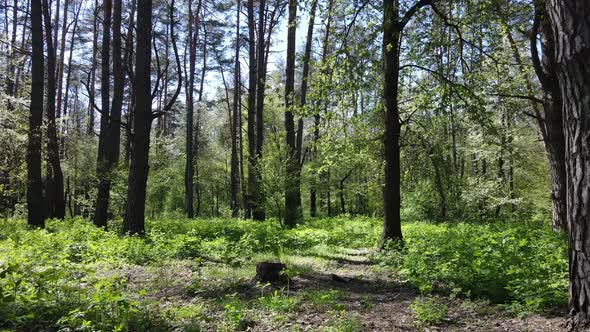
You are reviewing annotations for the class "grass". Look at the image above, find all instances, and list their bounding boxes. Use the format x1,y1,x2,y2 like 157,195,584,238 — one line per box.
0,216,568,330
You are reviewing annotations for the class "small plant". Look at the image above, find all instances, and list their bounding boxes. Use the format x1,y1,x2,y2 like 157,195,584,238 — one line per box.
301,289,342,311
410,297,449,327
257,289,298,313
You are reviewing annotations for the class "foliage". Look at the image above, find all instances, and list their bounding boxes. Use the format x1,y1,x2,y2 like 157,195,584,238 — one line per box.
0,216,568,329
410,297,449,327
383,220,568,310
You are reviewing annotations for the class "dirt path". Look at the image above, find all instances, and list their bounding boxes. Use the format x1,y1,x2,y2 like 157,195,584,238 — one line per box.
118,248,567,331
267,248,566,332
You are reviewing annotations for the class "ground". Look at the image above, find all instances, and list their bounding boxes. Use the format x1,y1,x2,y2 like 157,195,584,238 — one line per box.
116,247,566,331
0,217,569,331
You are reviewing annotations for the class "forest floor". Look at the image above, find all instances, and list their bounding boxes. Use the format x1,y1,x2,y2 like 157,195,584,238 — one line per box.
117,246,566,331
0,217,569,331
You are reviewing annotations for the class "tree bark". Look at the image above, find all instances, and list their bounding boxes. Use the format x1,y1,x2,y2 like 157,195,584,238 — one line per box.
27,0,44,228
252,0,267,221
246,0,257,219
42,0,65,219
230,0,241,217
124,0,153,235
531,2,567,232
284,0,301,228
185,0,202,219
382,0,403,244
94,0,112,227
545,0,590,327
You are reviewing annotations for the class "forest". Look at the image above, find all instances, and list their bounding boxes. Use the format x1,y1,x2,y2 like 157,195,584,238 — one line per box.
0,0,589,330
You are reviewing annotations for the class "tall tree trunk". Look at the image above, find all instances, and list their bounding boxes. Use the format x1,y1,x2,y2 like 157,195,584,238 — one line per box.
185,0,202,219
310,0,333,217
94,0,112,227
230,0,241,217
252,0,267,221
252,0,270,220
246,0,257,219
530,2,567,232
284,0,301,228
545,0,590,327
502,3,566,231
42,0,65,219
27,0,44,228
124,0,153,235
382,0,402,244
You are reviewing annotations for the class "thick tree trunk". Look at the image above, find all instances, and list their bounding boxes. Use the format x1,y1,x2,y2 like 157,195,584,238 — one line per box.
545,0,590,327
27,0,44,228
42,0,65,220
124,0,152,235
530,3,567,232
94,0,112,227
284,0,301,228
504,6,567,231
382,0,403,244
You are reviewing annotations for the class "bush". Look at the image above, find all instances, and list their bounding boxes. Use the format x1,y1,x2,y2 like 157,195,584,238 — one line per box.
410,297,449,326
397,220,568,309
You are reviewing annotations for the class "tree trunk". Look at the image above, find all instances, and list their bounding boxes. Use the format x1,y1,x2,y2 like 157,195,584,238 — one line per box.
252,0,267,221
310,0,333,218
503,5,566,231
382,0,402,244
545,0,590,327
42,0,65,220
94,0,112,227
185,0,202,219
230,0,241,217
246,0,257,219
530,3,567,232
124,0,153,235
27,0,44,228
284,0,301,228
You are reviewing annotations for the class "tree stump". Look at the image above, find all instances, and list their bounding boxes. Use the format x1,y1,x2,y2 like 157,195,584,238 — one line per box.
255,262,286,283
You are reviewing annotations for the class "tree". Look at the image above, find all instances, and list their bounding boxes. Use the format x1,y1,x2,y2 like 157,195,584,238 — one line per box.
94,0,112,227
124,0,181,234
545,0,590,326
230,0,241,217
184,0,203,219
27,0,44,228
284,0,301,227
382,0,437,244
42,0,66,219
123,0,154,234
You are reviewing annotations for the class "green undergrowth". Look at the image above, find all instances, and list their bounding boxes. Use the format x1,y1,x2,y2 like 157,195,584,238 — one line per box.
0,216,567,330
374,220,568,312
